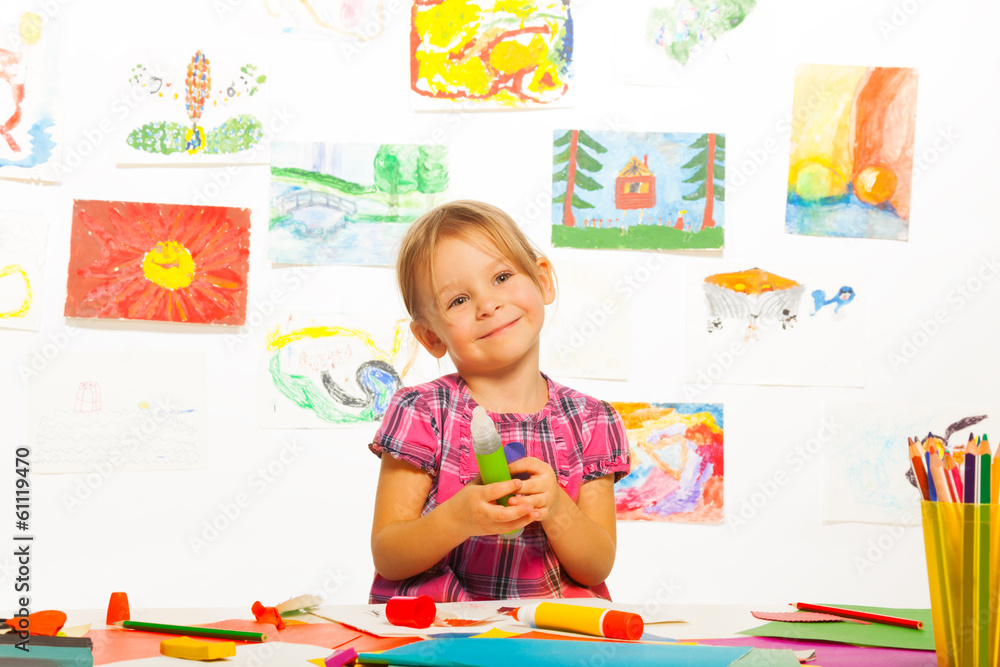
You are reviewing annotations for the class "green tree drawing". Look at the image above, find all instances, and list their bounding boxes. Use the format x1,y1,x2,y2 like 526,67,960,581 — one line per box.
416,145,449,208
374,145,418,217
682,133,725,230
553,130,607,227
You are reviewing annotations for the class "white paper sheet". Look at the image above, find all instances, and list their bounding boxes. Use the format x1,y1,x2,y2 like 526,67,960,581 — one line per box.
117,45,269,166
542,261,630,381
0,4,65,183
684,262,864,387
823,400,993,525
0,209,47,331
28,350,207,473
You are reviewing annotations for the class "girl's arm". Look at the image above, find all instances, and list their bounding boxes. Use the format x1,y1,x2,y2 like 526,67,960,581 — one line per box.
507,459,617,587
371,454,538,581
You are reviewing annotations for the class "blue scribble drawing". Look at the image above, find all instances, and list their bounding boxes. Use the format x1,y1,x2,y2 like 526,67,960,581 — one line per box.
811,286,855,315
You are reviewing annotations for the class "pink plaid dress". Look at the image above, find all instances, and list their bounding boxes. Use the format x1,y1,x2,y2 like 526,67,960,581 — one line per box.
368,373,631,603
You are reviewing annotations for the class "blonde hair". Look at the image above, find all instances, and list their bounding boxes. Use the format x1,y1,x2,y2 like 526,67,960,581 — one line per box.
396,200,552,320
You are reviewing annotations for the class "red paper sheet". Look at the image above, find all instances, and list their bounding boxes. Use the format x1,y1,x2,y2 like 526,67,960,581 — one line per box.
750,611,870,624
87,619,364,665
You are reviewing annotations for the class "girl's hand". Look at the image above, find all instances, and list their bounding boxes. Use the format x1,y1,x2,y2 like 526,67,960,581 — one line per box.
445,477,539,539
505,456,564,521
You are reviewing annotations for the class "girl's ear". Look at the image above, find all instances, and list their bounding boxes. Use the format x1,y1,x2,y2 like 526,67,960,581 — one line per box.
535,256,556,306
410,319,448,359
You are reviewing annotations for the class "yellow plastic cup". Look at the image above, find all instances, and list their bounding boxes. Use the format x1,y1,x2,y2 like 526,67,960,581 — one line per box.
920,500,998,666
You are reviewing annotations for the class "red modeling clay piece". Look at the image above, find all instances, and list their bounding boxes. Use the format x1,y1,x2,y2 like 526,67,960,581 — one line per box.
106,592,130,625
251,601,286,630
5,610,67,636
751,611,871,624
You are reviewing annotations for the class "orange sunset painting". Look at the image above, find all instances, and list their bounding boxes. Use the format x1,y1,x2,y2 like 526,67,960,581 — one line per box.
786,65,918,241
65,200,250,325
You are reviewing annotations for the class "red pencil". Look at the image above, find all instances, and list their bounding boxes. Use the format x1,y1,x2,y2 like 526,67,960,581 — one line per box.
907,438,930,501
793,603,924,630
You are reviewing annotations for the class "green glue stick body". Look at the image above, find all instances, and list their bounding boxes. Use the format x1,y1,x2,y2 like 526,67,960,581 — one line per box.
471,406,523,539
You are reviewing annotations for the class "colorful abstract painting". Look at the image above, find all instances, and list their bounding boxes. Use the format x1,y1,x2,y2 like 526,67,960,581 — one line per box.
410,0,573,110
258,311,433,428
823,401,991,525
613,402,724,523
647,0,757,65
786,65,918,241
29,350,206,473
119,48,268,165
65,200,250,325
0,210,46,331
0,7,63,183
684,262,864,387
552,130,724,251
260,0,385,39
269,141,449,265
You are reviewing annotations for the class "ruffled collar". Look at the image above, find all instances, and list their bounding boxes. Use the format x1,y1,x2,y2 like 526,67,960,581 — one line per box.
450,372,555,424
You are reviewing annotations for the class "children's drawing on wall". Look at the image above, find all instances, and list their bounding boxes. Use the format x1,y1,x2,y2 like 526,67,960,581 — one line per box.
0,7,63,183
786,65,918,241
410,0,573,110
0,210,46,331
269,141,449,265
28,351,207,473
259,311,435,428
119,48,268,165
65,200,250,325
260,0,385,40
685,262,864,386
552,130,724,251
613,402,723,523
823,401,990,526
540,260,630,381
647,0,757,66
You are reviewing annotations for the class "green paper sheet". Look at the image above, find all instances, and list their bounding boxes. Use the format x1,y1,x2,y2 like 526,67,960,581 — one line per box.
358,638,751,667
738,604,935,651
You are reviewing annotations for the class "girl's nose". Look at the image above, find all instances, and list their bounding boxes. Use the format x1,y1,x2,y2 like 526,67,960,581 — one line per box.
477,294,503,317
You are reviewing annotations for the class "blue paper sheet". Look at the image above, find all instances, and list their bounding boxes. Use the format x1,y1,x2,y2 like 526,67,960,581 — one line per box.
357,638,751,666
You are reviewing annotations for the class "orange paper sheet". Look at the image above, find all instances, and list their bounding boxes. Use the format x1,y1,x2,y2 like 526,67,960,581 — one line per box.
86,618,366,665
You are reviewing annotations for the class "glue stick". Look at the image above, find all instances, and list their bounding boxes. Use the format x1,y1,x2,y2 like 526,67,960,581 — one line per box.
513,602,644,640
471,406,522,539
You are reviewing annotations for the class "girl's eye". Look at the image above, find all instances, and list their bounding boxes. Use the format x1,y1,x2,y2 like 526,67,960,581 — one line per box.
448,296,468,309
495,272,512,284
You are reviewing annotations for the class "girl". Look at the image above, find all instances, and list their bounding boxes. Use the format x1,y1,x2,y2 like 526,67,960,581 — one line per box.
369,200,630,602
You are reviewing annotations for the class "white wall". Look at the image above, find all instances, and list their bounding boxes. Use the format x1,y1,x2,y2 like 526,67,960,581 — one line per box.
2,0,999,611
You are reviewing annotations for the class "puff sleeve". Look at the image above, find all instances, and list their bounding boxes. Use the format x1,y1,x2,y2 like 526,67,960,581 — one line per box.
580,400,631,484
369,387,440,476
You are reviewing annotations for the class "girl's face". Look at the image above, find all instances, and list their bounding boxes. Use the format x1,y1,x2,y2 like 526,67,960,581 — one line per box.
410,234,555,378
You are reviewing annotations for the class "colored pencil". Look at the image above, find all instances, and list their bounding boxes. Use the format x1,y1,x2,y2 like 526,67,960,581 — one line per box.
943,452,963,502
964,434,978,504
925,438,937,502
114,620,266,642
929,451,953,504
980,436,991,505
992,437,999,505
793,603,923,630
908,438,930,501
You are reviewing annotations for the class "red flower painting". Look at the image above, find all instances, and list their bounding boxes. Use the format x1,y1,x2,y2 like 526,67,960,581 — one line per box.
65,200,250,325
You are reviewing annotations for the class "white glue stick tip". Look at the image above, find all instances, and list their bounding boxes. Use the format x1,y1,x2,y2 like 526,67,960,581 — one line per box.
471,406,495,440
